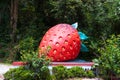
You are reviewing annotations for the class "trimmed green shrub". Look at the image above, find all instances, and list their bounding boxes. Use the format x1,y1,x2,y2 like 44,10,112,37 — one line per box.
4,67,34,80
52,65,95,79
65,68,74,78
68,66,86,77
86,70,95,78
52,65,67,80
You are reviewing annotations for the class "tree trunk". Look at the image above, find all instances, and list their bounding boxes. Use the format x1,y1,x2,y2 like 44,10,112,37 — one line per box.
8,0,18,62
10,0,18,43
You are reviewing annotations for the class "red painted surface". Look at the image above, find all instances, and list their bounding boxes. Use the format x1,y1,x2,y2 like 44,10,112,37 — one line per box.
12,61,27,66
12,61,94,67
39,24,81,62
50,62,94,66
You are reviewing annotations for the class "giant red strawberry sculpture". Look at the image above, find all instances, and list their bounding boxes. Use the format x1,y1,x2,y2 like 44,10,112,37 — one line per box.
39,23,88,62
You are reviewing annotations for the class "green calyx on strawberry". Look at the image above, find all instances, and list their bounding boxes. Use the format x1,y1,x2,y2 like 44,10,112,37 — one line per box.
39,22,88,62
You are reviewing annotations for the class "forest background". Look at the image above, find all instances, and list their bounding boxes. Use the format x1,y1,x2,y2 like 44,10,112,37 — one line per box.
0,0,120,62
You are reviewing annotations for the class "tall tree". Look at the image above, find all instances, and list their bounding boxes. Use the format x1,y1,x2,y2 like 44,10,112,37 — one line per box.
10,0,18,43
6,0,19,61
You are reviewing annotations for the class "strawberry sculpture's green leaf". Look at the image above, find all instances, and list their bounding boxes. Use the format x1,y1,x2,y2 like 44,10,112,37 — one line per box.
78,32,88,40
80,43,89,52
39,23,81,61
71,22,78,29
78,32,89,52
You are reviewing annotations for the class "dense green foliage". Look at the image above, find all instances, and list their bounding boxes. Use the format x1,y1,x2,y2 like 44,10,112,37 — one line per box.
4,67,34,80
4,65,95,80
4,49,51,80
52,65,95,80
94,35,120,79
